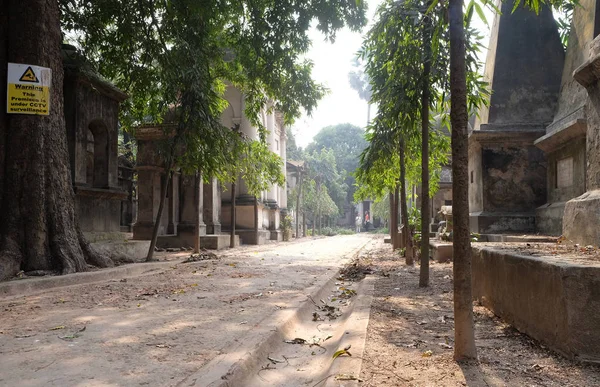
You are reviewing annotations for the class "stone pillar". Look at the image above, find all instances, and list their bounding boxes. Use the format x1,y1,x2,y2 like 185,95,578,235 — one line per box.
561,35,600,244
203,177,222,234
133,167,162,240
132,125,176,240
469,1,564,234
177,173,205,246
265,111,278,209
167,173,177,234
279,125,288,210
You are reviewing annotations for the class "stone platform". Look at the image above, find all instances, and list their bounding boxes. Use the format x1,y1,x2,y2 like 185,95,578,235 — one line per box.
200,234,240,250
429,240,453,263
85,232,150,262
235,229,271,245
472,245,600,363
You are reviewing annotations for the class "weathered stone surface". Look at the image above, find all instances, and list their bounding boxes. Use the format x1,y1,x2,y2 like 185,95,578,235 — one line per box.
200,234,239,250
472,246,600,363
91,240,151,262
469,131,547,233
429,240,452,263
475,1,564,130
236,229,270,245
535,201,566,236
563,189,600,245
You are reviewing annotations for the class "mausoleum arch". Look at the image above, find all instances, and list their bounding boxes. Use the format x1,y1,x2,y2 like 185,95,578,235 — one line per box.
87,119,110,188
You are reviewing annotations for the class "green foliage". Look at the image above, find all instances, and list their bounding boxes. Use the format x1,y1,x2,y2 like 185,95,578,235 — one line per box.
286,127,304,161
281,214,293,232
348,57,372,102
354,0,489,203
408,206,421,232
60,0,367,178
371,194,390,221
302,180,339,219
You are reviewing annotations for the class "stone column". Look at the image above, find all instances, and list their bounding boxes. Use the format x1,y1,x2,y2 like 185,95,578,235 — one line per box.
167,173,177,234
203,177,222,234
177,173,205,247
279,126,288,210
133,167,161,240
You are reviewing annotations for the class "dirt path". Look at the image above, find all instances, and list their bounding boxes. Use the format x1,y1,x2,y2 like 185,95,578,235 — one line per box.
0,234,374,387
359,245,600,386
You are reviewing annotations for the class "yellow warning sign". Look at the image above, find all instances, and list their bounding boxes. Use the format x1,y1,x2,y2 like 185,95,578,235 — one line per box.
19,66,40,83
7,63,51,115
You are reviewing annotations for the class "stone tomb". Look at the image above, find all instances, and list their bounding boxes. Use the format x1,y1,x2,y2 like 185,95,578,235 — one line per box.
469,1,564,234
132,126,234,249
63,48,148,259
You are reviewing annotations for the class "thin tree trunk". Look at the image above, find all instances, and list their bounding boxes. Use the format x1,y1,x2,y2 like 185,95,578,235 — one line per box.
146,167,172,261
254,196,259,232
230,183,236,248
389,191,396,244
194,172,200,253
296,170,303,238
312,213,316,237
0,0,112,280
303,212,306,237
449,0,477,360
420,4,433,287
400,141,412,265
318,210,322,235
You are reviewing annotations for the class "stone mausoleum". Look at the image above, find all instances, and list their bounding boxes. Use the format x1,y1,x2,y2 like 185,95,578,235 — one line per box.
220,85,288,245
469,0,600,246
63,47,147,259
132,85,287,248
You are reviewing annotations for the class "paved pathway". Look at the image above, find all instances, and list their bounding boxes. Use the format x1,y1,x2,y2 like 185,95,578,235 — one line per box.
0,234,375,387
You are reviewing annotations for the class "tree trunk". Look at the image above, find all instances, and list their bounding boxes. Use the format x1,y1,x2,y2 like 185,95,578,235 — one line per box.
449,0,477,360
420,4,433,287
312,213,316,237
0,0,113,280
146,168,172,261
303,211,306,237
295,170,303,238
400,141,412,265
318,209,322,235
230,182,236,248
254,196,258,233
194,172,200,253
390,191,397,248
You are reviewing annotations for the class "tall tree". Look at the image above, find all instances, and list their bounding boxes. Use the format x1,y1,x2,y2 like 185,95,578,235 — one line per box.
306,123,366,211
420,0,434,287
449,0,477,360
0,0,367,279
348,58,373,125
0,0,113,280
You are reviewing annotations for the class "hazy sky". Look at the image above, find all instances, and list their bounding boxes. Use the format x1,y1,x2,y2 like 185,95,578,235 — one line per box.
293,0,492,148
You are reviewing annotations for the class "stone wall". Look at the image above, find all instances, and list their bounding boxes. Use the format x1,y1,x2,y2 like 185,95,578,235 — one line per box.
63,62,128,234
472,246,600,363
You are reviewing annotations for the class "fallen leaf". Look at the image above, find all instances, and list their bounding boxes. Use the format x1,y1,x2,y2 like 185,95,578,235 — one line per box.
335,374,362,381
422,350,433,357
268,356,285,364
59,333,81,340
285,338,307,345
333,345,352,359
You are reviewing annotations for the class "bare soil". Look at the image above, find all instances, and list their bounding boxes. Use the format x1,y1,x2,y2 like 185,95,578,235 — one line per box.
360,245,600,386
475,241,600,266
0,234,373,387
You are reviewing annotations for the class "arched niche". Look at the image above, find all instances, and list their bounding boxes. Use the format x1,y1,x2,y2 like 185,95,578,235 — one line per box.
87,119,109,188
